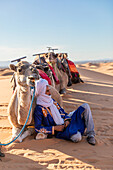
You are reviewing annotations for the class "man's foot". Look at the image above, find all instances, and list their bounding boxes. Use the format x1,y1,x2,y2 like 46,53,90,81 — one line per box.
87,136,96,145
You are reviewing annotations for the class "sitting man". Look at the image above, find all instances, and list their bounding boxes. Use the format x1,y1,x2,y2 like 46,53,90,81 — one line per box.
34,79,96,145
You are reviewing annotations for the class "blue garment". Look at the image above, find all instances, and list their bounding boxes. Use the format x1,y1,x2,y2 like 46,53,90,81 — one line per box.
34,99,85,140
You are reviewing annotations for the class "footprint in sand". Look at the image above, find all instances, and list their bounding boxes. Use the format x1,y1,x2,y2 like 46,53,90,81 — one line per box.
0,103,8,107
84,158,99,164
1,157,12,162
27,168,42,170
65,157,75,161
43,159,59,164
108,138,113,144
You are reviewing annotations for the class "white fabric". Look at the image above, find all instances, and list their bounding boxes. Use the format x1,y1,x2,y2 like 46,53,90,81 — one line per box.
70,131,82,142
35,79,64,125
36,133,47,140
68,110,75,117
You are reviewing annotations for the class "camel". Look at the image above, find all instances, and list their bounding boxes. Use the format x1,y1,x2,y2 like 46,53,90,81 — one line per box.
56,53,72,87
47,52,68,94
8,61,62,142
57,53,84,84
33,53,68,94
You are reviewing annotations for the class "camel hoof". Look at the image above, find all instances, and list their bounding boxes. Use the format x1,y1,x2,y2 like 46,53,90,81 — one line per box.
12,136,22,143
59,88,66,94
80,78,84,83
67,80,72,87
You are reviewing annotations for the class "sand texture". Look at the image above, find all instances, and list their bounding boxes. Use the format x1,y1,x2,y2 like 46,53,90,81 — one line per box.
0,64,113,170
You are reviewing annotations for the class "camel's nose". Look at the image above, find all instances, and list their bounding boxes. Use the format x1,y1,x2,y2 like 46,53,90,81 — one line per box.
18,68,22,72
31,68,36,73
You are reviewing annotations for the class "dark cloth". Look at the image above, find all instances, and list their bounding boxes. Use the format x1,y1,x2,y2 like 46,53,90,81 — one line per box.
55,106,85,140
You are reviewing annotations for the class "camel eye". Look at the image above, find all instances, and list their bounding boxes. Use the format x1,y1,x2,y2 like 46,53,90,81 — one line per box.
17,66,22,72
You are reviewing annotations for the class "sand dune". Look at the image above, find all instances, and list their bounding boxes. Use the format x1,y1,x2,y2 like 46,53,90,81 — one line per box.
0,68,14,77
78,62,113,76
0,62,113,170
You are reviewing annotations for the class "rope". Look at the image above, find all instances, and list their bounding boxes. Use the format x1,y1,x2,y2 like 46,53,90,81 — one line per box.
0,86,35,146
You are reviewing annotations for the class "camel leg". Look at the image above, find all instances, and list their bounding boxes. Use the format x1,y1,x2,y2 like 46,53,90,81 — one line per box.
21,128,34,141
56,69,66,94
12,127,23,143
12,127,34,143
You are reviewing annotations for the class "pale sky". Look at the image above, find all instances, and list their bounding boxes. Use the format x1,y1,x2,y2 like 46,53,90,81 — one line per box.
0,0,113,62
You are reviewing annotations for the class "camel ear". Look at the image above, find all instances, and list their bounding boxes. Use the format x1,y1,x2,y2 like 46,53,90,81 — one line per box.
9,64,17,72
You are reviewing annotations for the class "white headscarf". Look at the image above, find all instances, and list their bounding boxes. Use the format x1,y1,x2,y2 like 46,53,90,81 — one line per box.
35,79,64,125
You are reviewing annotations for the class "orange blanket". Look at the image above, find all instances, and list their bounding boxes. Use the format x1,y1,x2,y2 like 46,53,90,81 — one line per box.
66,59,79,73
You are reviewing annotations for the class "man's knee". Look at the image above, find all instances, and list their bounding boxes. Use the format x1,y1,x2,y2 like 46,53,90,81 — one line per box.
70,131,82,142
81,103,90,110
81,103,90,111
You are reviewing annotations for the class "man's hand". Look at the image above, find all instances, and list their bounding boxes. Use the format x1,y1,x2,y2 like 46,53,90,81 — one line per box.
64,120,70,128
54,125,64,131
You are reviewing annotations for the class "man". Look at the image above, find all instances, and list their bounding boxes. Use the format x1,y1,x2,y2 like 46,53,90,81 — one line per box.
34,79,96,145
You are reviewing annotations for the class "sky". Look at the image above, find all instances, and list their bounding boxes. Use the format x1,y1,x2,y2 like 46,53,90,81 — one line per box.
0,0,113,62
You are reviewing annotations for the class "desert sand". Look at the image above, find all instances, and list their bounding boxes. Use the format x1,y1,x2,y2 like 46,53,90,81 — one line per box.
0,62,113,170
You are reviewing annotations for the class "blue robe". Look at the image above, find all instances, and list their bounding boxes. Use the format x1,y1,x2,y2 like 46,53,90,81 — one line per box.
34,100,85,140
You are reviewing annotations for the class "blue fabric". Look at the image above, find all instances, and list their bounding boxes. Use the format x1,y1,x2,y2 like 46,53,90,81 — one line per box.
34,105,53,134
34,100,71,134
34,100,85,140
56,106,85,140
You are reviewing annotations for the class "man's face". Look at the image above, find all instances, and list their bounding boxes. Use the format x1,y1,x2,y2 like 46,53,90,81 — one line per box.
45,85,51,96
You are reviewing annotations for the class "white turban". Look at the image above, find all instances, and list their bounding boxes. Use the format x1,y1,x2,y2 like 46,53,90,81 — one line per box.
35,78,64,125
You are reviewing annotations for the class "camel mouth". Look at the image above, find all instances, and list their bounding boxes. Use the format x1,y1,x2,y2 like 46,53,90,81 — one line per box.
17,75,27,86
27,73,39,87
28,73,38,80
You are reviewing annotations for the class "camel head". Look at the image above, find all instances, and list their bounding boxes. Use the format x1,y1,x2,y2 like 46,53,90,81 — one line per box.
56,53,63,61
34,53,49,64
48,52,57,64
64,53,68,59
9,61,39,86
56,53,68,61
34,56,46,64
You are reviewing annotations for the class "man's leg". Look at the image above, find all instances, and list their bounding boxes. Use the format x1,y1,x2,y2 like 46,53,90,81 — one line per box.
70,131,82,143
81,103,96,145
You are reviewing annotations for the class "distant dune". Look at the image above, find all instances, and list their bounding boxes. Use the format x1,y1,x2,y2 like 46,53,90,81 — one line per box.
0,68,14,77
77,62,113,76
0,61,11,68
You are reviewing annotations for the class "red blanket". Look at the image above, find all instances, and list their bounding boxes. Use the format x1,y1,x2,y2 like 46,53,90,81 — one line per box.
48,64,60,85
38,69,51,85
